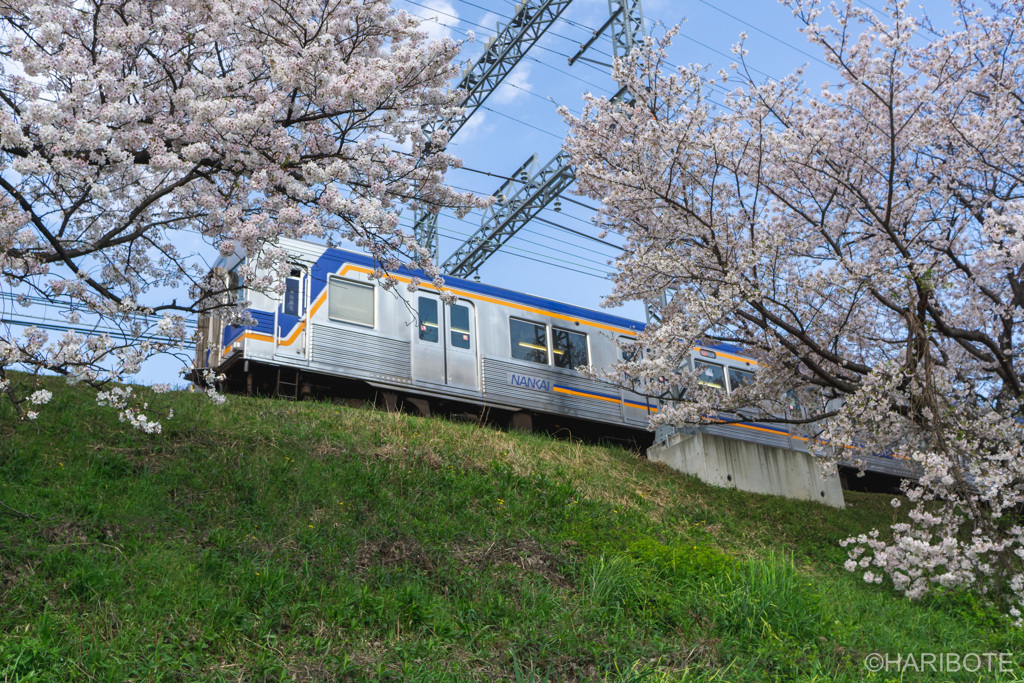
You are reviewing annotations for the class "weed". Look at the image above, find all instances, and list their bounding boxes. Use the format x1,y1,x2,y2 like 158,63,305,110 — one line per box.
0,378,1019,681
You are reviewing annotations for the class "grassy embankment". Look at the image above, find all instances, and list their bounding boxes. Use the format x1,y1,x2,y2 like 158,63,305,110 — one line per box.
1,378,1021,681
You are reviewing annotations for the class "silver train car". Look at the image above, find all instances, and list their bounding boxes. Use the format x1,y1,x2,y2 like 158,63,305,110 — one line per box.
191,238,918,481
193,238,657,439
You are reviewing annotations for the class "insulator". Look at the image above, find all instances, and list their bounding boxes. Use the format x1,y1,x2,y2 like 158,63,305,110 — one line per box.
553,199,562,212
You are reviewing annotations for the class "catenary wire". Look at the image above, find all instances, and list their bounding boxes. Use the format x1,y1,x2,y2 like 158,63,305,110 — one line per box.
400,212,613,271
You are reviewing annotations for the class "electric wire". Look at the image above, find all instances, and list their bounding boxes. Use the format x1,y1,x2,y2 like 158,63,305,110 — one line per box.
406,0,736,111
523,54,614,95
400,0,621,95
558,193,602,214
525,215,620,252
451,0,619,62
398,209,614,272
437,173,622,254
398,212,613,273
689,0,832,68
0,313,188,345
478,105,564,140
459,164,604,214
416,227,612,280
500,80,581,115
428,174,623,253
0,292,199,322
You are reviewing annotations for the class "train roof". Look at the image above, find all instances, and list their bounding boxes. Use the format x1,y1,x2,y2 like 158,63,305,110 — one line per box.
286,241,648,335
220,239,756,357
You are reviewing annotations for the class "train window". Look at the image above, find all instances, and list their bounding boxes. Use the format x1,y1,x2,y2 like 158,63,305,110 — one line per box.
228,265,244,292
510,318,548,364
328,277,374,327
694,360,726,390
418,297,438,343
552,327,588,369
728,367,755,392
283,268,302,316
619,337,639,362
450,305,471,349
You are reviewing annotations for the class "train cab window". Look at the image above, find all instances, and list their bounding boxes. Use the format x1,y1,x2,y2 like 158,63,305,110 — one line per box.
328,277,374,327
552,327,588,369
418,297,438,343
510,318,548,364
450,305,471,349
694,360,726,390
283,268,303,316
728,367,755,392
228,265,244,298
619,337,639,362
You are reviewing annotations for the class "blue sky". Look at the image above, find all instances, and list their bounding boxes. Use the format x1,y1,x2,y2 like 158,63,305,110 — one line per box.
388,0,953,309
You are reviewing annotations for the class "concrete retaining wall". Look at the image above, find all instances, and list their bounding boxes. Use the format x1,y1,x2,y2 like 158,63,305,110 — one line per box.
648,431,845,508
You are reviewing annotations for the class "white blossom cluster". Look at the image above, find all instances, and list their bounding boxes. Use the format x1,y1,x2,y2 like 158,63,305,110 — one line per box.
0,0,486,426
119,407,162,435
29,389,51,405
563,0,1024,618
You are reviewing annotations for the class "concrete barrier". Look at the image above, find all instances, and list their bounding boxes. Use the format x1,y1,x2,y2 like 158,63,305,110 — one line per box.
648,431,845,508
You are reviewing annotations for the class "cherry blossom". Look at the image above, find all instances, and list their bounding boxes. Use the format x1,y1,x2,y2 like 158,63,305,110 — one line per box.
0,0,485,428
563,0,1024,617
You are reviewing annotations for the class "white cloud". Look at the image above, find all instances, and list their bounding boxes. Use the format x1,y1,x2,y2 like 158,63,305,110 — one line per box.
491,62,533,105
410,0,459,41
478,12,502,35
452,110,488,144
457,13,503,76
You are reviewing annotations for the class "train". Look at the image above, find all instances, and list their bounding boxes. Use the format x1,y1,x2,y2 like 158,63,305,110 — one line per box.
192,238,752,444
189,238,918,484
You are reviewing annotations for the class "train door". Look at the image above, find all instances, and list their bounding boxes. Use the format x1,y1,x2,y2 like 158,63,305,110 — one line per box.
411,294,479,391
445,299,479,391
275,265,308,359
412,294,446,385
618,335,653,423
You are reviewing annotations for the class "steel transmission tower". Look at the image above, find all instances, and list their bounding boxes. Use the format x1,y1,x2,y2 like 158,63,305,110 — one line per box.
439,0,645,280
569,0,645,68
441,151,575,278
412,0,575,257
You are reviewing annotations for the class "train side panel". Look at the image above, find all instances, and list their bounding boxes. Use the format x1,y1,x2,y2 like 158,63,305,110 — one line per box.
205,239,650,429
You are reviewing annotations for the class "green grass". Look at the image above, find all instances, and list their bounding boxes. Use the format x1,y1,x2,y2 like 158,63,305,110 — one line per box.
0,378,1021,681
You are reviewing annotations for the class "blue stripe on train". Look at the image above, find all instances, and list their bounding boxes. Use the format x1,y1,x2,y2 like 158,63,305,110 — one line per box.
222,309,276,348
308,247,646,332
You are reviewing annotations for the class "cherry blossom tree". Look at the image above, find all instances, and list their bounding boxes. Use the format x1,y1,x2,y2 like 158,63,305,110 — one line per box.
563,0,1024,617
0,0,484,427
